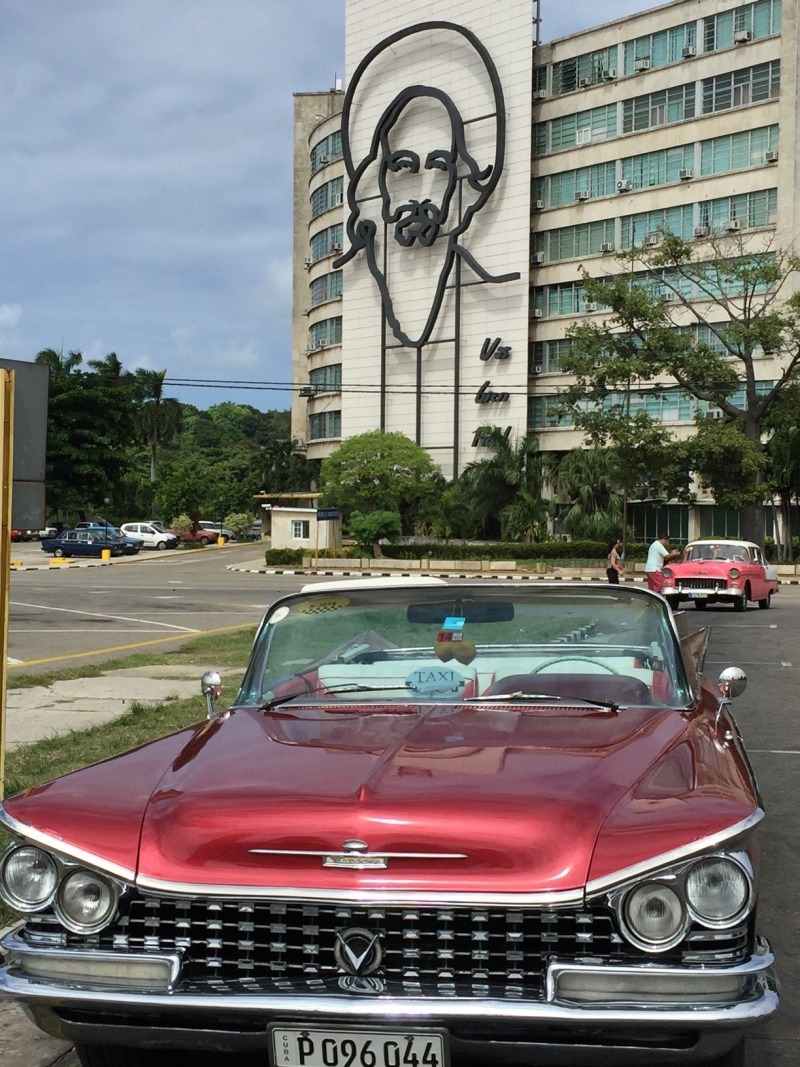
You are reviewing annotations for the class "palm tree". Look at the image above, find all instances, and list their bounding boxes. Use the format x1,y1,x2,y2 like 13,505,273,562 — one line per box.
134,369,183,483
461,429,554,539
34,348,83,375
553,448,623,541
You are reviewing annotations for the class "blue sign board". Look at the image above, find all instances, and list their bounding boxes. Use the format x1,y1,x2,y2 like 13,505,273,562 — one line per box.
316,508,340,522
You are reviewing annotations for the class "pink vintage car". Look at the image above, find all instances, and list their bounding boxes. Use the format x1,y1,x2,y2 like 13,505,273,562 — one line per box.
662,539,780,612
0,580,778,1066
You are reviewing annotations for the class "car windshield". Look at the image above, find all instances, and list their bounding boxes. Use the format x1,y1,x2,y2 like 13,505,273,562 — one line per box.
237,583,692,710
686,543,750,563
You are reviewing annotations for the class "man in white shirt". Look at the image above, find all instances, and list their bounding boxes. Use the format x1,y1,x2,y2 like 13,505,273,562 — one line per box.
645,535,680,593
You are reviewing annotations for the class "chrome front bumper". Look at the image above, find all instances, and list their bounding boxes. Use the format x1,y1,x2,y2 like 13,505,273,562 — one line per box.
0,932,779,1064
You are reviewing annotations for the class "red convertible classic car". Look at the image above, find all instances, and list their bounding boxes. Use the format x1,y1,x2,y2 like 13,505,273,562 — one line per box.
0,580,778,1066
661,539,780,612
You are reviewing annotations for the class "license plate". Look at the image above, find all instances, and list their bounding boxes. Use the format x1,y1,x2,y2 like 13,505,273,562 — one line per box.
687,591,707,598
270,1027,447,1067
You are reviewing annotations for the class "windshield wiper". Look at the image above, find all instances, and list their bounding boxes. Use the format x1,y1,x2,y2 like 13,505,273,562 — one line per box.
260,683,417,711
470,691,619,713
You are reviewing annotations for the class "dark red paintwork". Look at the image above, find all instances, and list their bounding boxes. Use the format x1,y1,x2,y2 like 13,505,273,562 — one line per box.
3,682,756,894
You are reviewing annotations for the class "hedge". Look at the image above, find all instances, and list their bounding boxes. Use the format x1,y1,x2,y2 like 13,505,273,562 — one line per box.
380,540,654,563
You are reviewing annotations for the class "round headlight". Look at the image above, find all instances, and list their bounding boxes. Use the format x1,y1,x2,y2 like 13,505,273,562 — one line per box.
55,869,118,933
662,568,674,579
624,882,685,948
686,857,749,923
0,846,58,910
728,568,741,580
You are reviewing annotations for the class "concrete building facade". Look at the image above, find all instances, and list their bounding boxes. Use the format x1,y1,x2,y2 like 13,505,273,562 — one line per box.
292,0,794,539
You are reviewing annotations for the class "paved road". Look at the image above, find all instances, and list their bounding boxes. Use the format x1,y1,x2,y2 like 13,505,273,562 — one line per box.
3,558,798,1064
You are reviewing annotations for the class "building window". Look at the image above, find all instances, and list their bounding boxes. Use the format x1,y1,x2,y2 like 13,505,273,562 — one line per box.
530,339,574,373
700,125,779,174
699,188,777,231
620,205,694,247
310,177,344,219
548,162,616,205
546,219,616,261
623,22,697,75
702,61,780,114
309,224,343,263
291,520,311,540
309,317,342,348
703,0,781,53
622,83,695,133
309,410,341,440
540,104,618,154
552,46,618,94
528,396,571,430
309,364,342,394
310,130,343,174
310,270,343,307
621,144,695,189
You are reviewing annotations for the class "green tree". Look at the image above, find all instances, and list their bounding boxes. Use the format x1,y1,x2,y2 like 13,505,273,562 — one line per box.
552,448,624,541
562,233,800,544
134,369,183,483
348,510,403,557
320,431,441,519
460,428,553,539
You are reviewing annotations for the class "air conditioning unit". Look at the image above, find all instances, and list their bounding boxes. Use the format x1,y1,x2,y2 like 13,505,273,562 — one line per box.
661,290,675,302
532,363,544,374
617,179,632,193
532,251,545,265
734,29,752,43
334,193,344,205
765,150,779,163
318,339,327,348
584,302,598,312
635,57,651,72
534,199,544,210
601,242,614,253
576,128,592,145
330,241,342,252
534,89,547,100
645,233,661,246
533,308,544,319
725,219,741,232
602,68,617,81
679,168,694,180
579,76,591,88
575,189,591,200
303,257,313,269
681,45,696,58
319,154,329,165
694,225,710,237
299,386,314,397
705,409,724,420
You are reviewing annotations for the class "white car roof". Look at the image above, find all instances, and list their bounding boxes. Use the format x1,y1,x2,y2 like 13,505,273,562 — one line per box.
301,576,448,594
686,539,759,549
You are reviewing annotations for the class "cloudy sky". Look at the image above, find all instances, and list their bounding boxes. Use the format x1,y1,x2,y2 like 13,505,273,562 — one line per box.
0,0,664,410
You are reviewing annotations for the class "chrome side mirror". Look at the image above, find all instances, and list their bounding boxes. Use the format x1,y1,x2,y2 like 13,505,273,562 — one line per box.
716,666,747,725
201,670,223,719
718,666,747,700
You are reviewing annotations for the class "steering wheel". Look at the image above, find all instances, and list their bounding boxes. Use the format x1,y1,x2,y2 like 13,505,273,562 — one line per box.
531,656,620,675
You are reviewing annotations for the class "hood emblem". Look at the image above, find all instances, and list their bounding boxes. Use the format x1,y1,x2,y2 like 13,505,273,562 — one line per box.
325,839,387,869
335,927,383,976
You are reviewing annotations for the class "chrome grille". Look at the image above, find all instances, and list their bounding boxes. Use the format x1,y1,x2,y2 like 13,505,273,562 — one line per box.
679,578,726,591
22,897,751,998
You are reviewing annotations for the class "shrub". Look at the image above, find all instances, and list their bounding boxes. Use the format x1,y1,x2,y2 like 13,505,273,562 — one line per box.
223,512,254,539
264,548,305,566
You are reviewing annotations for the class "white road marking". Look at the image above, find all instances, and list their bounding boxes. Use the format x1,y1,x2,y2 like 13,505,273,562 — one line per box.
750,750,800,756
10,600,197,632
781,662,792,667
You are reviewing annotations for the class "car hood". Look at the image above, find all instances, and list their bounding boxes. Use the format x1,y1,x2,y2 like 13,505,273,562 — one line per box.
3,701,757,896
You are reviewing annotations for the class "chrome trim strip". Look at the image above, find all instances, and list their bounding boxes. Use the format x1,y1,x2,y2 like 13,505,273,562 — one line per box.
585,811,763,896
0,941,778,1027
131,877,585,906
0,809,136,883
249,849,467,859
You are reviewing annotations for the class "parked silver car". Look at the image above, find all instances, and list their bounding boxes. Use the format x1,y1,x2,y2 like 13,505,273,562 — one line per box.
119,522,180,551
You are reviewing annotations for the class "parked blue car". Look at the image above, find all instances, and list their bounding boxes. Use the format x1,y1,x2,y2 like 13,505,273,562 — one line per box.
74,522,142,554
40,530,128,558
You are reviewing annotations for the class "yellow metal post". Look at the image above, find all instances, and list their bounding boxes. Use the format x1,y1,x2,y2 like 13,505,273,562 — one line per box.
0,370,15,796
